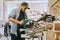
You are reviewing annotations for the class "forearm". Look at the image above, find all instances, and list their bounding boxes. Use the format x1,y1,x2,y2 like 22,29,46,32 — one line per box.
9,17,21,24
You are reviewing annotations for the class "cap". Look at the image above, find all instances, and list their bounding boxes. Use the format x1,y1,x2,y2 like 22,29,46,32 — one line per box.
21,2,30,9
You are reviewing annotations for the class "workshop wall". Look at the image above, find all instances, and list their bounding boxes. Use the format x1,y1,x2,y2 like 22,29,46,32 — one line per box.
0,0,4,19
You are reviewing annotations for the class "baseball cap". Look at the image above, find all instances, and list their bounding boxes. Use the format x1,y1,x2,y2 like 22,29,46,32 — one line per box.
21,2,30,9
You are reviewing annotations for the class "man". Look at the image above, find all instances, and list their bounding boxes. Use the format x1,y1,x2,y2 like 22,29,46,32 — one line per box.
8,2,29,40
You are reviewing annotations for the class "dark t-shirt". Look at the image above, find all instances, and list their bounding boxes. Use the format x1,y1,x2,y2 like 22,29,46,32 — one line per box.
18,10,25,21
17,10,26,29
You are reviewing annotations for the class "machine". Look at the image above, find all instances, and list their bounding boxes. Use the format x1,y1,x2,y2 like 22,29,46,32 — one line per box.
20,14,54,40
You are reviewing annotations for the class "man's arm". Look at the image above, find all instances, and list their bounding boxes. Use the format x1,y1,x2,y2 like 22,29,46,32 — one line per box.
8,9,24,25
9,17,24,25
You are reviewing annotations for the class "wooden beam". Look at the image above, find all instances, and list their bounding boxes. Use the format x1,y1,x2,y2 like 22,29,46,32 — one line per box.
51,0,59,7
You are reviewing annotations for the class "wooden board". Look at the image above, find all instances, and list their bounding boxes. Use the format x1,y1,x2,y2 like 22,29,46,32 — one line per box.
55,23,60,30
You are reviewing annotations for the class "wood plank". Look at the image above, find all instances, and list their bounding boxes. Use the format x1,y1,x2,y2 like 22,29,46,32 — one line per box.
55,23,60,30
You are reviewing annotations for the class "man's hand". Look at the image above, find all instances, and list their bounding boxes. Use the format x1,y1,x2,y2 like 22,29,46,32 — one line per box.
19,20,24,25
